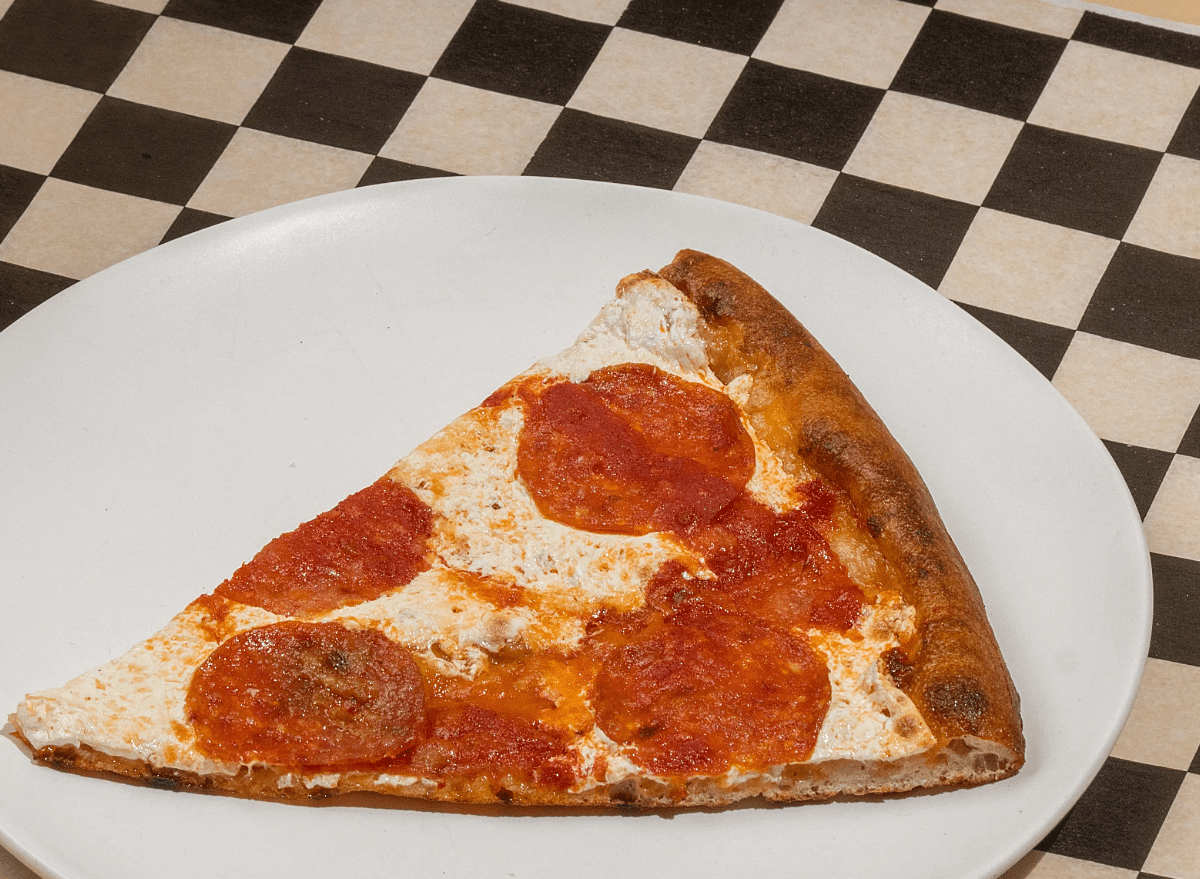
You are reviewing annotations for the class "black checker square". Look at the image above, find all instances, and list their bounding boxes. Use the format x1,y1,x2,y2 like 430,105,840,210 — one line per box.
1179,407,1200,458
0,0,155,92
812,174,977,289
1149,553,1200,667
0,165,44,243
1079,243,1200,361
243,48,425,155
616,0,785,55
1073,10,1200,70
706,60,884,171
0,262,75,332
523,109,698,189
160,208,230,244
889,11,1067,120
51,98,237,206
1192,741,1200,775
983,125,1161,240
1037,757,1185,870
357,158,457,188
954,302,1075,381
1101,440,1174,519
162,0,324,44
430,0,610,106
1167,88,1200,161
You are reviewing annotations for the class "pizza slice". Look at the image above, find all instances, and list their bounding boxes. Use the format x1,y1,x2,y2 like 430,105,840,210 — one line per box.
10,250,1023,807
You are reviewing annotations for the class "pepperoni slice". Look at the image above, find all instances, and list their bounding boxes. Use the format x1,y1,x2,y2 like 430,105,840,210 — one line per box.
517,365,754,535
680,496,864,632
405,704,579,791
591,608,830,776
187,621,424,767
215,479,433,616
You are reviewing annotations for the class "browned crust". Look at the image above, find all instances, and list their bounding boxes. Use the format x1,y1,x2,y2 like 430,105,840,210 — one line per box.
657,249,1024,767
20,733,1017,809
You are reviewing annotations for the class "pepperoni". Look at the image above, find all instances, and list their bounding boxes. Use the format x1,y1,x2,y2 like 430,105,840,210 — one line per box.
215,479,433,616
187,621,424,767
404,704,579,791
582,363,755,481
517,364,754,535
680,496,864,633
591,608,830,775
393,654,585,789
513,364,867,776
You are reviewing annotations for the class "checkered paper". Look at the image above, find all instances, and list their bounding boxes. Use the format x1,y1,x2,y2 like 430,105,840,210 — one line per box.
2,0,1200,876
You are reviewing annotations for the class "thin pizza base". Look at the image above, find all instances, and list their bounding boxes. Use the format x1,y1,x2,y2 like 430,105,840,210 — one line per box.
11,251,1023,807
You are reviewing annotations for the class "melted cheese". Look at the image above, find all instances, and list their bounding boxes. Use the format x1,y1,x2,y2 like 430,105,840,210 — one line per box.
15,275,934,791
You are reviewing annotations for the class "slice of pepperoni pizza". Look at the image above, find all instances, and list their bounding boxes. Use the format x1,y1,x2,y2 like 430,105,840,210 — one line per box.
11,250,1023,807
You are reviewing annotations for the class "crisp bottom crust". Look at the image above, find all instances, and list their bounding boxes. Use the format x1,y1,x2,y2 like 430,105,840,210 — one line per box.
20,733,1019,808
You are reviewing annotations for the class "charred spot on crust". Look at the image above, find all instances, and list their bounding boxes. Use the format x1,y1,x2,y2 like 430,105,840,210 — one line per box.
924,677,990,734
495,787,514,804
881,647,915,690
811,424,850,460
866,515,885,538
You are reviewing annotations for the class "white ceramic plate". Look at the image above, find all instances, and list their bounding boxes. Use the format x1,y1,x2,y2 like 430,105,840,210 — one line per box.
0,178,1150,879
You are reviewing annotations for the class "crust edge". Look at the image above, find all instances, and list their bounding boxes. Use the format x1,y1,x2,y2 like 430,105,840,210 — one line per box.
18,732,1019,809
657,249,1024,772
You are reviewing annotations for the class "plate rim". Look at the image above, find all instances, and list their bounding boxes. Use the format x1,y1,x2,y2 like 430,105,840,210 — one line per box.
0,176,1153,879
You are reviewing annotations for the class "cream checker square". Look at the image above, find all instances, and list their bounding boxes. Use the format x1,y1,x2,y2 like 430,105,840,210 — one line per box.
754,0,928,89
188,129,372,219
567,29,745,139
97,0,168,12
0,845,39,879
1125,154,1200,261
1142,773,1200,879
999,851,1137,879
0,71,99,175
0,179,179,281
1051,333,1200,452
674,141,837,225
938,208,1117,328
108,18,288,126
380,79,560,177
1143,455,1200,563
1110,658,1200,771
934,0,1080,38
506,0,628,25
843,92,1021,205
298,0,474,76
1028,41,1200,151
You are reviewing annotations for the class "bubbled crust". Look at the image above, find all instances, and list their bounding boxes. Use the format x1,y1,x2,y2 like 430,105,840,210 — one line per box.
657,250,1024,767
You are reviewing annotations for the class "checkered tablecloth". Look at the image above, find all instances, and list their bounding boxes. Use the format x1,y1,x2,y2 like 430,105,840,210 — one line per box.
2,0,1200,877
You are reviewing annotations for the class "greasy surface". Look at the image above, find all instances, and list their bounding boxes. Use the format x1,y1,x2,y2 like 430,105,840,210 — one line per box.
659,249,1024,761
187,621,425,766
214,480,434,615
590,603,831,776
517,363,755,535
517,362,866,776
